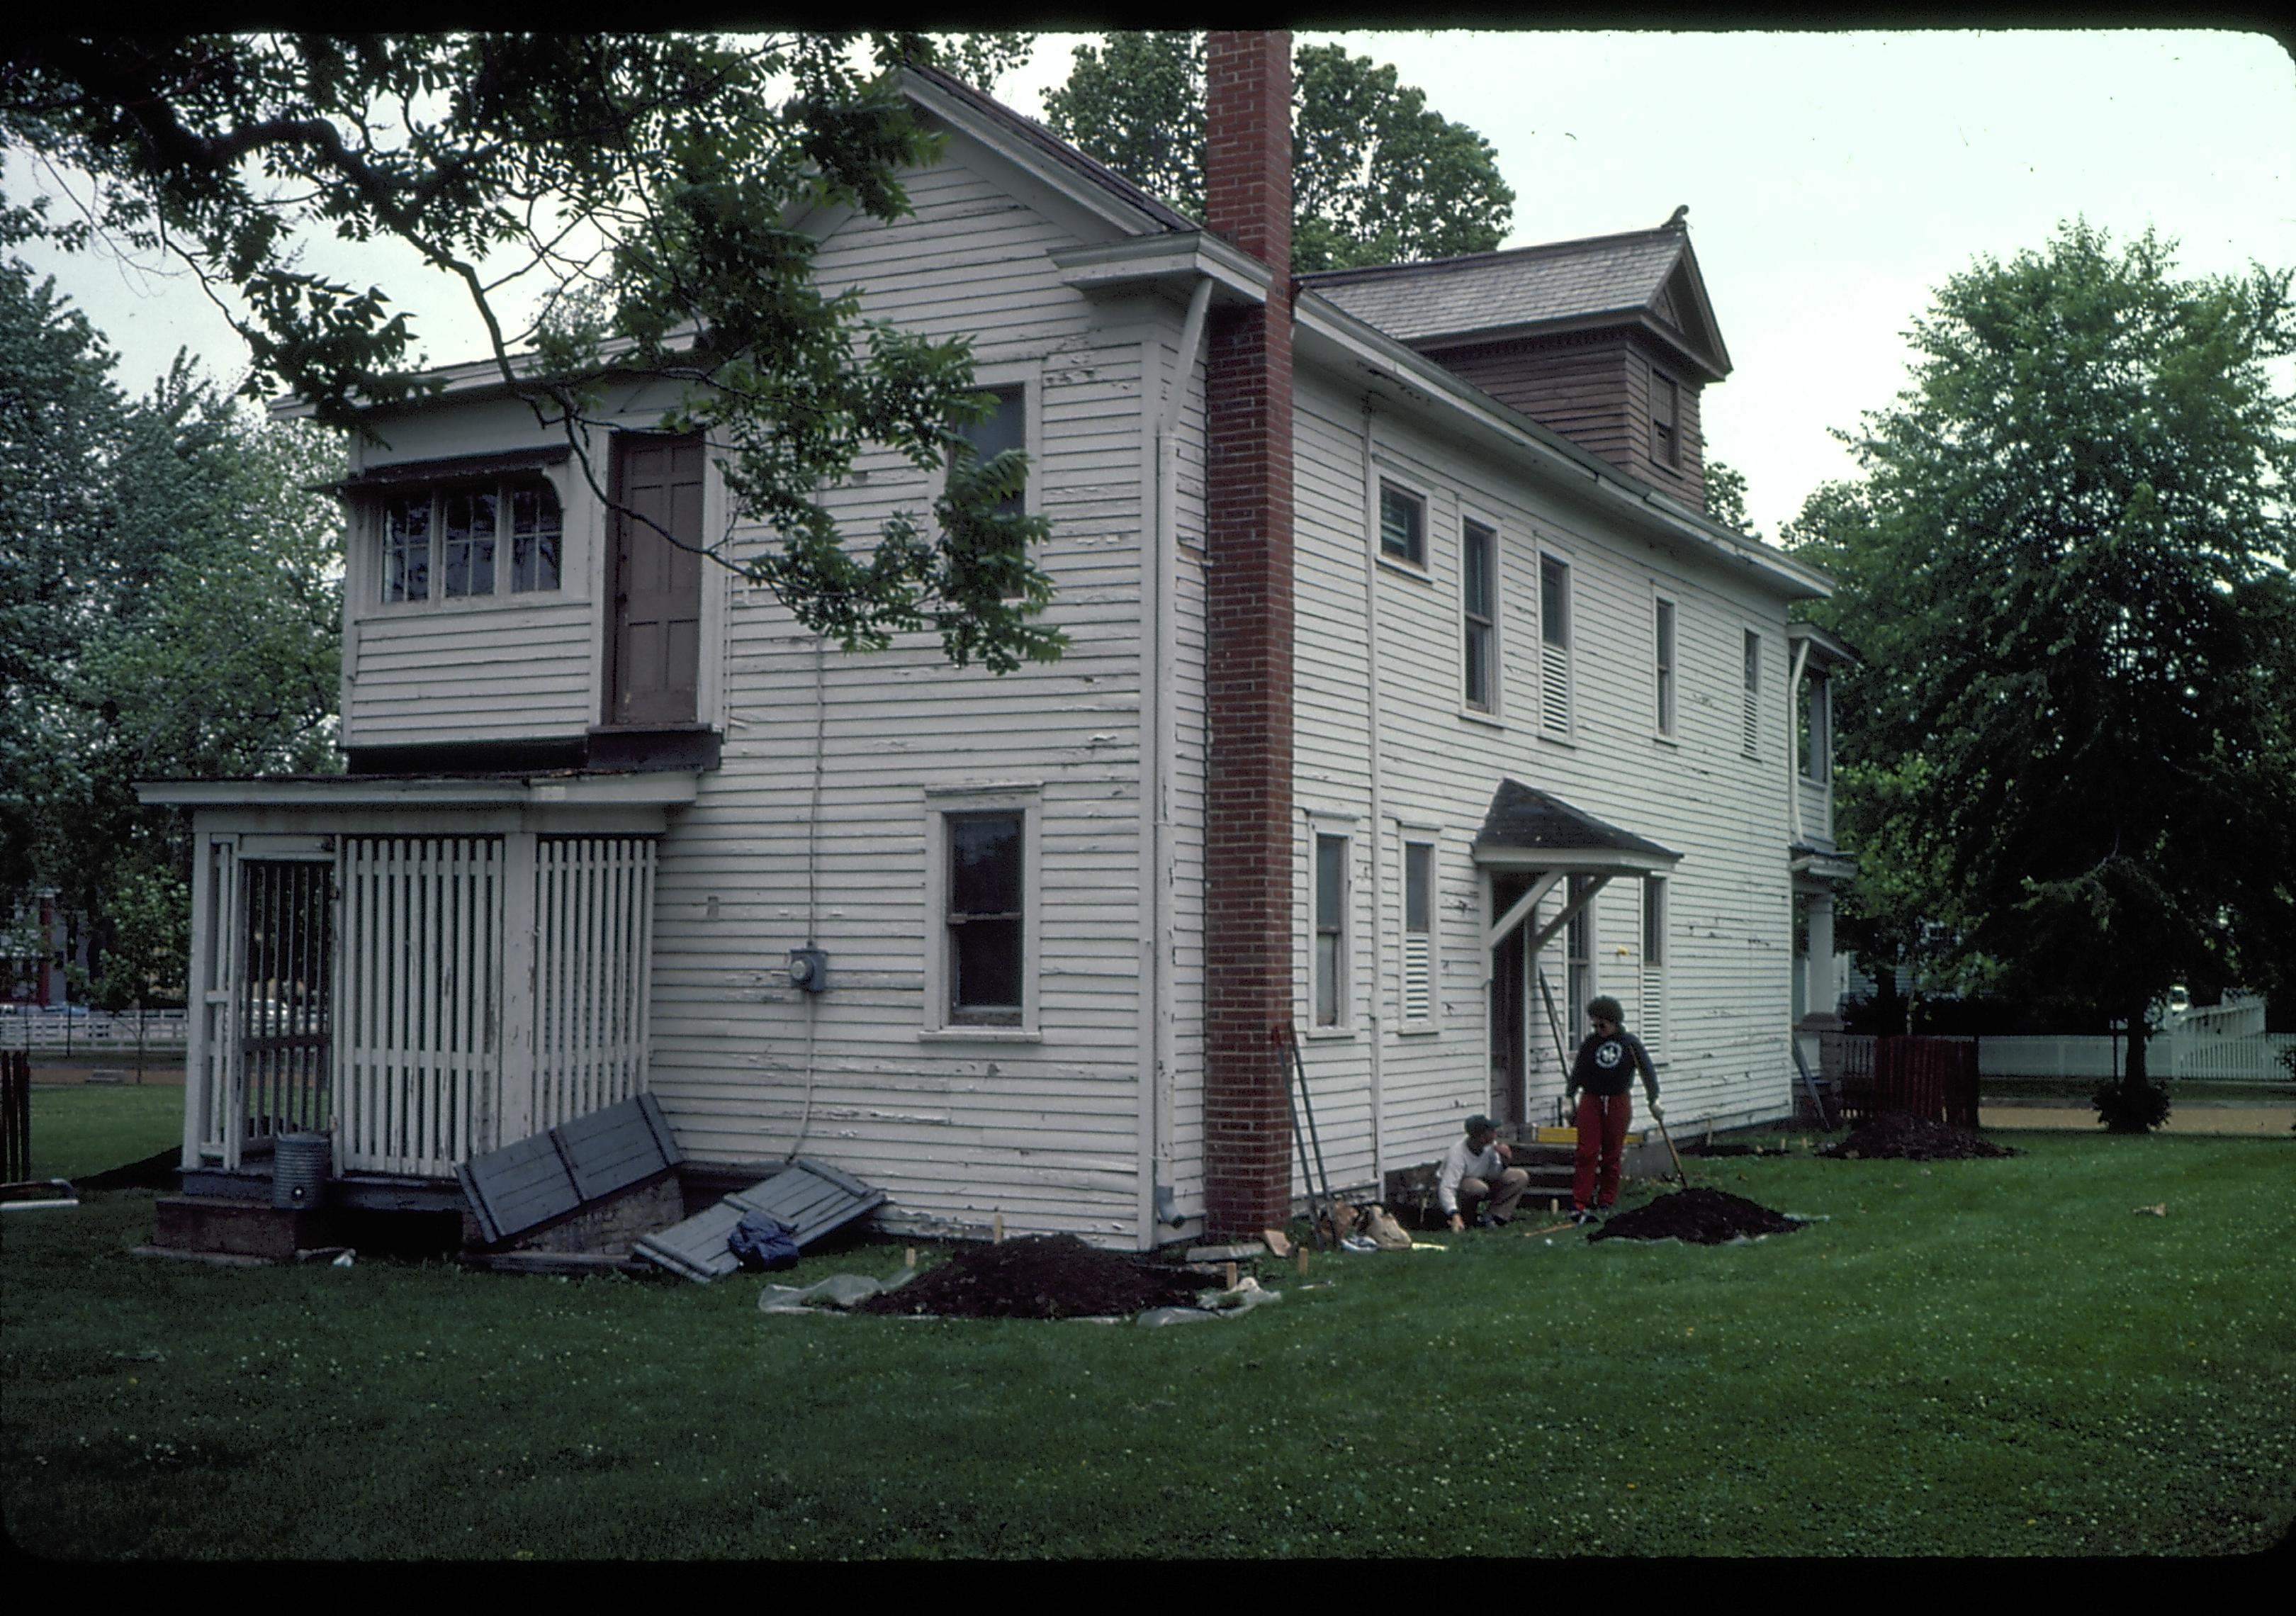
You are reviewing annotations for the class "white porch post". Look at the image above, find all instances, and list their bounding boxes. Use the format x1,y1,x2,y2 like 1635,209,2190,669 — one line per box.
500,829,538,1145
1801,888,1842,1031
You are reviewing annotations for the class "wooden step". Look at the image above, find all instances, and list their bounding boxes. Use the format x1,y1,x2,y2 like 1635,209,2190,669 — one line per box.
152,1196,341,1261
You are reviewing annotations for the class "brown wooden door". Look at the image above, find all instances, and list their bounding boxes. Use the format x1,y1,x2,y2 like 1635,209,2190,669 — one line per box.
608,434,704,726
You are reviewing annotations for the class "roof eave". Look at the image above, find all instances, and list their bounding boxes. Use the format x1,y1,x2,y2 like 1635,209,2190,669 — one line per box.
135,773,701,810
1470,845,1682,874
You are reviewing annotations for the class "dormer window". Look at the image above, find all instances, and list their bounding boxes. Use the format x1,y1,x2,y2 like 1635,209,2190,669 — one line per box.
380,477,563,605
1650,370,1679,469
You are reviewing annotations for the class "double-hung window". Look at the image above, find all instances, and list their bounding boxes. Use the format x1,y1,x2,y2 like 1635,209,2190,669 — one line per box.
1799,669,1832,781
1312,833,1350,1028
380,477,562,605
1462,520,1497,714
1539,554,1572,735
925,788,1040,1036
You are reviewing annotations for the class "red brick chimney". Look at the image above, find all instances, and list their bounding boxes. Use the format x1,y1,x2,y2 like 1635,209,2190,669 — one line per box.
1201,30,1296,1236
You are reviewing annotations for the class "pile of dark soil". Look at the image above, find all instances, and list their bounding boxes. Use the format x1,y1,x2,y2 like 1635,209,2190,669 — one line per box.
851,1235,1222,1319
1821,1113,2019,1161
1589,1188,1803,1245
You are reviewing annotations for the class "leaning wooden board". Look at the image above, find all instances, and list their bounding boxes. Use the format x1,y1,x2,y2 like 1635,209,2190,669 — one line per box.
457,1094,682,1246
634,1158,887,1283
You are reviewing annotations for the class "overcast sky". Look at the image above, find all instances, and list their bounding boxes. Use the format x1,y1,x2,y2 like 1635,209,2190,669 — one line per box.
13,29,2295,537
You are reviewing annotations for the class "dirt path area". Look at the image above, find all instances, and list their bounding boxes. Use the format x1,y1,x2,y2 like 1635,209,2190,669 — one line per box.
1981,1104,2293,1135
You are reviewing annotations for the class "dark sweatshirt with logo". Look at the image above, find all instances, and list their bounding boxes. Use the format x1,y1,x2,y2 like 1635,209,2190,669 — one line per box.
1568,1029,1658,1100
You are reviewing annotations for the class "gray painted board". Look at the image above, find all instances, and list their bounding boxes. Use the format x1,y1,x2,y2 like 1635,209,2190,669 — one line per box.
458,1093,684,1245
634,1160,887,1284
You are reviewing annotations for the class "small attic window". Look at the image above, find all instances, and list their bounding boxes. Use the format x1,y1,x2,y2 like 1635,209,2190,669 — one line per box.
1650,370,1680,469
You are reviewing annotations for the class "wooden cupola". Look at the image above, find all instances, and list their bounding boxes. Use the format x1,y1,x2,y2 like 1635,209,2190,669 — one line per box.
1302,210,1732,510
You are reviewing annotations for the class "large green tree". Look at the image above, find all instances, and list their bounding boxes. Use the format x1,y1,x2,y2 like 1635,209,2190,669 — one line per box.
1042,33,1515,273
1789,222,2296,1126
1,225,343,998
2,32,1059,673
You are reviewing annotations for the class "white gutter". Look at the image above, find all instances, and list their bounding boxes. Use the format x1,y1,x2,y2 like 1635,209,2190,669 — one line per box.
1139,274,1215,1245
1359,400,1387,1186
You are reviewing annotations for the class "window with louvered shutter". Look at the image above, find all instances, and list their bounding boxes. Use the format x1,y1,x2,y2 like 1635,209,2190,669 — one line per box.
1641,876,1667,1058
1655,597,1677,736
1743,631,1762,757
1541,554,1571,734
1402,840,1434,1025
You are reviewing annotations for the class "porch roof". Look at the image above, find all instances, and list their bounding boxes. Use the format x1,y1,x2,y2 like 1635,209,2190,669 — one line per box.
135,770,699,810
1470,779,1681,875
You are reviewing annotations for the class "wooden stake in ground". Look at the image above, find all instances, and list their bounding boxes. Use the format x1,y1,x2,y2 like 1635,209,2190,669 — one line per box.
991,1213,1003,1244
1295,1245,1308,1276
1223,1261,1238,1289
905,1246,917,1268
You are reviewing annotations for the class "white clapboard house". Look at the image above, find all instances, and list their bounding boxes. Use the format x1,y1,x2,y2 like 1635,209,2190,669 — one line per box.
142,44,1852,1247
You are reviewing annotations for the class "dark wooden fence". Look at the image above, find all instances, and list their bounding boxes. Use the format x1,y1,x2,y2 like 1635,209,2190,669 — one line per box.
3,1048,29,1183
1840,1036,1980,1128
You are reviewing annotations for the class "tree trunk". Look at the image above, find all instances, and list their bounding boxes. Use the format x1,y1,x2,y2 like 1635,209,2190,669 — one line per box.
2102,997,2169,1133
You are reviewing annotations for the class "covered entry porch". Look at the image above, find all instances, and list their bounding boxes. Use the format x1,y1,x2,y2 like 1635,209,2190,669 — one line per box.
1475,780,1680,1130
137,772,697,1189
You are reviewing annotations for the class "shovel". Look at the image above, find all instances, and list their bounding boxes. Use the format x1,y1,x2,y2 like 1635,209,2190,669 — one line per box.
1647,1100,1691,1189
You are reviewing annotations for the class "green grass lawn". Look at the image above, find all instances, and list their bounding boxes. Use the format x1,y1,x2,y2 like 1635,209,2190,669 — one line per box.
2,1094,2290,1559
15,1083,184,1182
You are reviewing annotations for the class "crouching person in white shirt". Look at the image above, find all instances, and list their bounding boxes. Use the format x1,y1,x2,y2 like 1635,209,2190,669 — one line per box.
1440,1113,1529,1230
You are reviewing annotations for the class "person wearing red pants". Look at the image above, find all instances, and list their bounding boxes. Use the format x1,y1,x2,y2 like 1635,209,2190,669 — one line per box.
1566,995,1660,1224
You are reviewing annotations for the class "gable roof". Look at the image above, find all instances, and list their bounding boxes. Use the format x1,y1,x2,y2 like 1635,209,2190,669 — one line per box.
900,63,1198,235
1302,220,1732,382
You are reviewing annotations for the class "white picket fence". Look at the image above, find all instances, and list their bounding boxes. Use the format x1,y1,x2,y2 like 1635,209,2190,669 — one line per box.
0,1009,190,1053
1966,1031,2294,1084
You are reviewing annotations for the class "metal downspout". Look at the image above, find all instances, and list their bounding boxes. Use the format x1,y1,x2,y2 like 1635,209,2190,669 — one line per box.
1142,276,1215,1243
1786,637,1811,845
1360,398,1385,1186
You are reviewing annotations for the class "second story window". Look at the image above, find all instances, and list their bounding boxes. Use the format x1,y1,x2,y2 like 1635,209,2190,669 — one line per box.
1743,630,1762,758
1540,554,1572,735
1379,482,1425,568
1462,520,1497,712
1799,668,1832,781
957,386,1028,515
379,477,562,606
1655,597,1678,737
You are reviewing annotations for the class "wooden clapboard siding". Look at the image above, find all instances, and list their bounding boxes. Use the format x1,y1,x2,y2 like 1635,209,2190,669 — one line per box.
347,600,595,746
635,141,1171,1242
1423,332,1708,509
1286,357,1800,1187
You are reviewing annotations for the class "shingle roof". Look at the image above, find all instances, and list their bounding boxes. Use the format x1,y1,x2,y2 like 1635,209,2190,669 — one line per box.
1302,226,1723,374
903,63,1198,235
1472,780,1679,863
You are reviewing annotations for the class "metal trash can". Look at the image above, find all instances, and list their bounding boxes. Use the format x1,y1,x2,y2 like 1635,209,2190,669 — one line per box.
271,1133,332,1211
